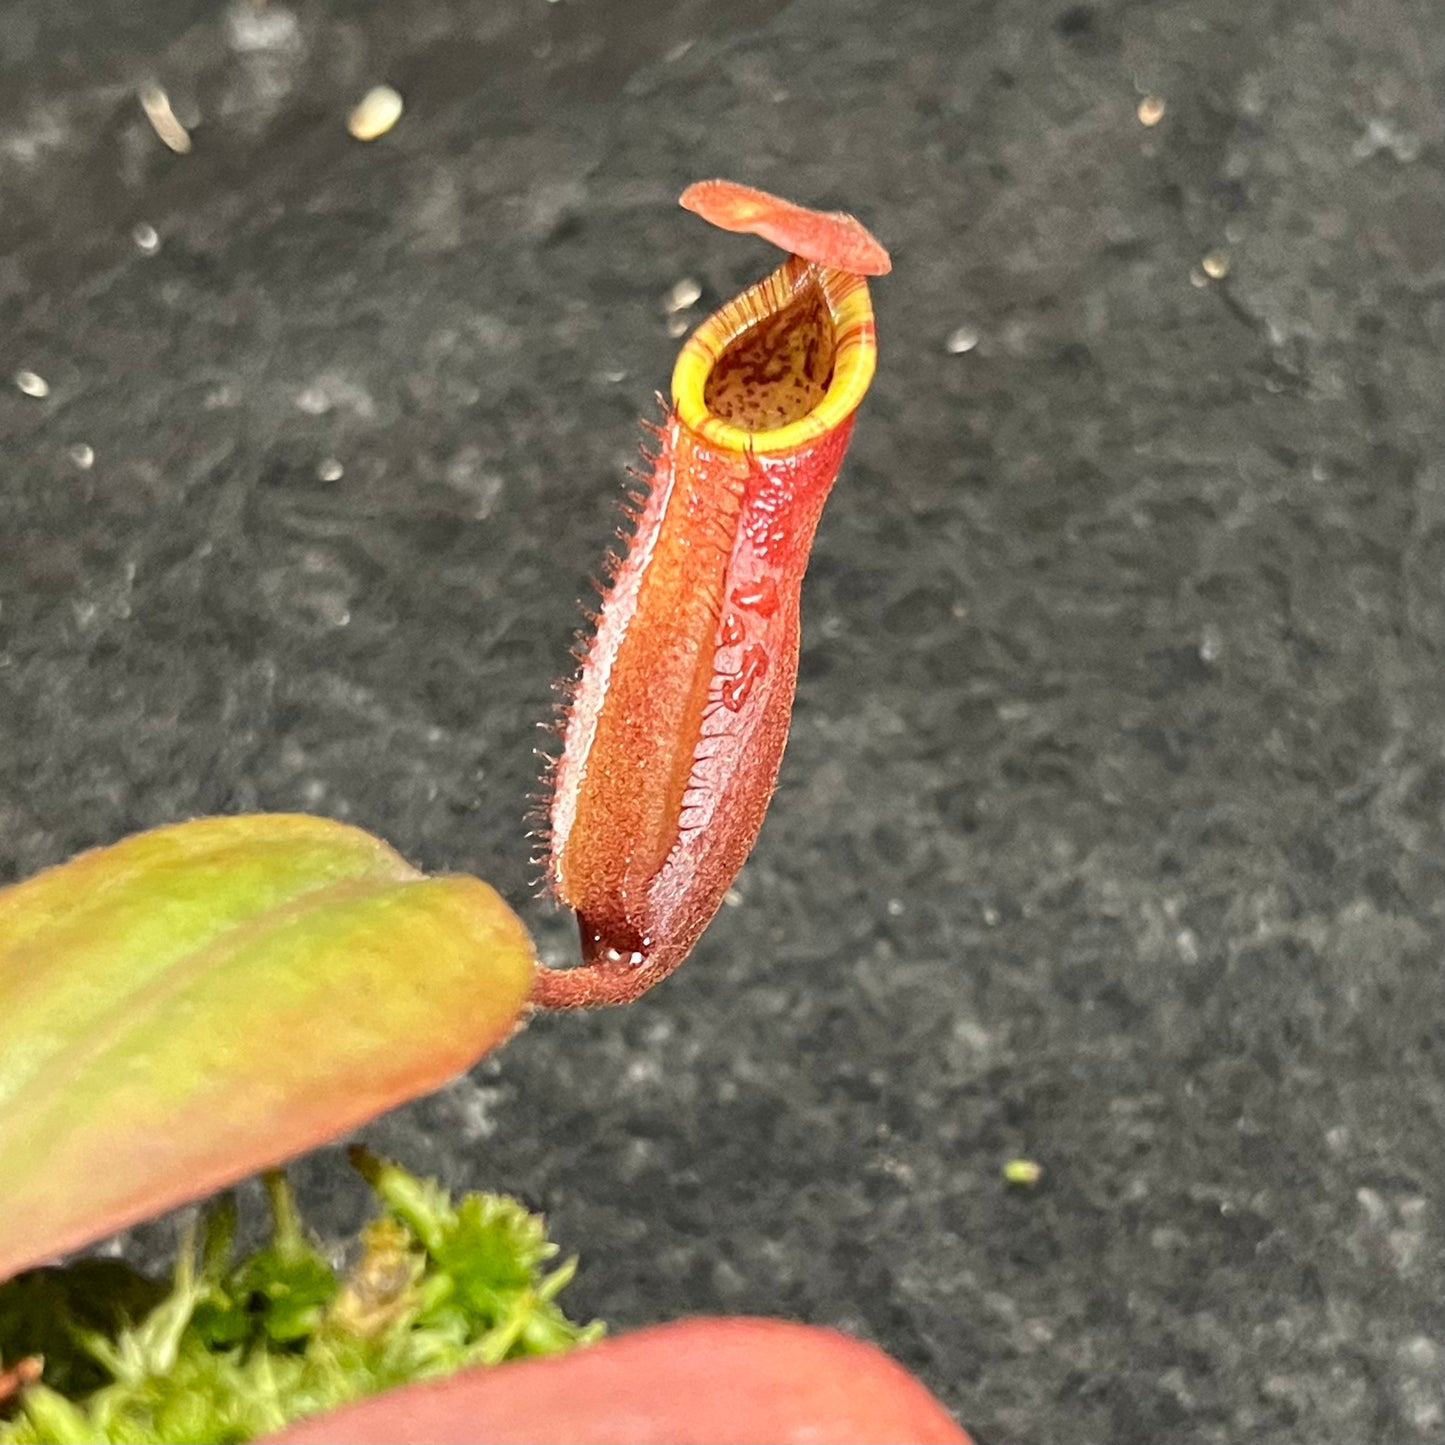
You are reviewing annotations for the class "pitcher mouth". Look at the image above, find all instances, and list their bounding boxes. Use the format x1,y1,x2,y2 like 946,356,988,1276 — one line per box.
671,255,878,454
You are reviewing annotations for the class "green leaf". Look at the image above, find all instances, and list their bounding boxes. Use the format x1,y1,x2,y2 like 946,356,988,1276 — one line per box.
0,815,536,1282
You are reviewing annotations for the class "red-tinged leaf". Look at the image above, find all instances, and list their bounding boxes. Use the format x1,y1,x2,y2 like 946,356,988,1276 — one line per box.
680,178,893,275
0,814,535,1282
262,1316,971,1445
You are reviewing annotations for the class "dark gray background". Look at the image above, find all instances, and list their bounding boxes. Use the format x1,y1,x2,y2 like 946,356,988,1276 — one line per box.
1,1,1441,1440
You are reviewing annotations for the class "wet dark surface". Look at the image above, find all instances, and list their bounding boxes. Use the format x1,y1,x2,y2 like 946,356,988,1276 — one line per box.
2,0,1442,1440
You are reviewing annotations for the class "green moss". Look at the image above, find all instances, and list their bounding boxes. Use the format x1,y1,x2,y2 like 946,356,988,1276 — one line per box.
0,1149,602,1444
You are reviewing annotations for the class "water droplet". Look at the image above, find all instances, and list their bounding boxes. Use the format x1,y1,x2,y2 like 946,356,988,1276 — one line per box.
1136,95,1166,126
944,325,979,354
348,85,404,142
730,575,779,617
664,277,702,313
600,945,646,967
317,457,344,482
68,443,95,470
139,84,193,154
14,370,49,398
720,643,768,711
1201,249,1230,279
132,222,160,254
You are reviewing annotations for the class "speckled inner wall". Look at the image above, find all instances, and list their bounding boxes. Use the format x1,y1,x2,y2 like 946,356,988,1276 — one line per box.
1,0,1441,1441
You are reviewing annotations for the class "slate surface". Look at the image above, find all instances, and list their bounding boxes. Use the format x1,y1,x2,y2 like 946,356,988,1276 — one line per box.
1,1,1441,1441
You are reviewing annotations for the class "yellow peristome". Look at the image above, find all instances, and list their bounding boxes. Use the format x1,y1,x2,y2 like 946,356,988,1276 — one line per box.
671,256,878,454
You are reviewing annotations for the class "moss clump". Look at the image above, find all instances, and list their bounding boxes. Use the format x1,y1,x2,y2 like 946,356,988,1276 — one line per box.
0,1149,602,1444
